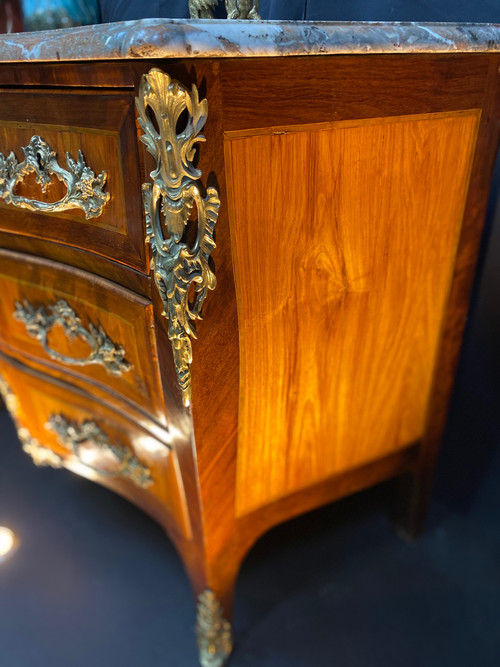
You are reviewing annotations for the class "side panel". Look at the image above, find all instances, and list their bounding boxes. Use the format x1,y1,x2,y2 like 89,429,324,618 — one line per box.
227,111,480,514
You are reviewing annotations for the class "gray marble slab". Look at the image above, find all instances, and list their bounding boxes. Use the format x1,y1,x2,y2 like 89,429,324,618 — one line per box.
0,19,498,63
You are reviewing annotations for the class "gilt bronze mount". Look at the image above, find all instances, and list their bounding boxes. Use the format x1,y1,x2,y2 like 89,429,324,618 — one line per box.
46,414,153,489
137,68,219,407
0,135,109,219
196,589,233,667
0,374,64,468
13,299,131,376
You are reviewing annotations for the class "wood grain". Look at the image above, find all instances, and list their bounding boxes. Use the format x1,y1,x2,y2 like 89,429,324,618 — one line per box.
0,51,496,632
220,54,488,132
0,230,152,296
0,61,135,88
227,110,480,514
0,249,167,427
0,89,147,273
176,51,497,616
395,53,500,537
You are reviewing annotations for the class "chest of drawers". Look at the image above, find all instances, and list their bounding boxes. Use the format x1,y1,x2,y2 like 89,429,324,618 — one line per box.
0,20,498,666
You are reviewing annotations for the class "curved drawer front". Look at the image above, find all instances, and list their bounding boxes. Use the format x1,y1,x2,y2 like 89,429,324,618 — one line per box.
0,249,166,424
0,88,146,272
0,357,191,540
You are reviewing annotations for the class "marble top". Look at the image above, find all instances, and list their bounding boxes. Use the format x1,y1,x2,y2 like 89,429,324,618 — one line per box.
0,19,498,63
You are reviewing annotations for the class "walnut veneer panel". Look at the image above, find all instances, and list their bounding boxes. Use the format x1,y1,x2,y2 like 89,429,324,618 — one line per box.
0,89,146,272
220,54,488,132
0,249,166,425
228,110,480,515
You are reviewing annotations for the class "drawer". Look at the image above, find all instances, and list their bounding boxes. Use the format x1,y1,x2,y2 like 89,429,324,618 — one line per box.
0,88,146,273
0,249,166,425
0,355,191,540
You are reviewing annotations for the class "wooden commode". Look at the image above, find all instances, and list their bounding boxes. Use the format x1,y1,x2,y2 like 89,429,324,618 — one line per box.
0,20,498,666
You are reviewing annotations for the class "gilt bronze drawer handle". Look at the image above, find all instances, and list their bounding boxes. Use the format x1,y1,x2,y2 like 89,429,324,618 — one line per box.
13,299,131,376
0,134,109,219
137,68,219,408
46,413,153,489
20,429,65,468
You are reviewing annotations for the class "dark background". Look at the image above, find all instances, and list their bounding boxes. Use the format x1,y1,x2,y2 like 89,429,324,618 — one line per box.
1,3,499,666
100,0,499,23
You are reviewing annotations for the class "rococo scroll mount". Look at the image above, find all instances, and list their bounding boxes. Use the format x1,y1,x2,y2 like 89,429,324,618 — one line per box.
13,299,131,376
136,68,219,407
0,375,152,487
196,589,233,667
0,134,109,219
0,374,64,469
47,414,153,489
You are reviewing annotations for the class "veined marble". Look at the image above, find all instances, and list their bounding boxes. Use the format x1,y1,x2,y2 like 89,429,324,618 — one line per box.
0,19,498,62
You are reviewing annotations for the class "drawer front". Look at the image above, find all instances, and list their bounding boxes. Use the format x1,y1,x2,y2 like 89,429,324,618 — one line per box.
0,249,166,424
0,88,146,272
0,356,191,540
